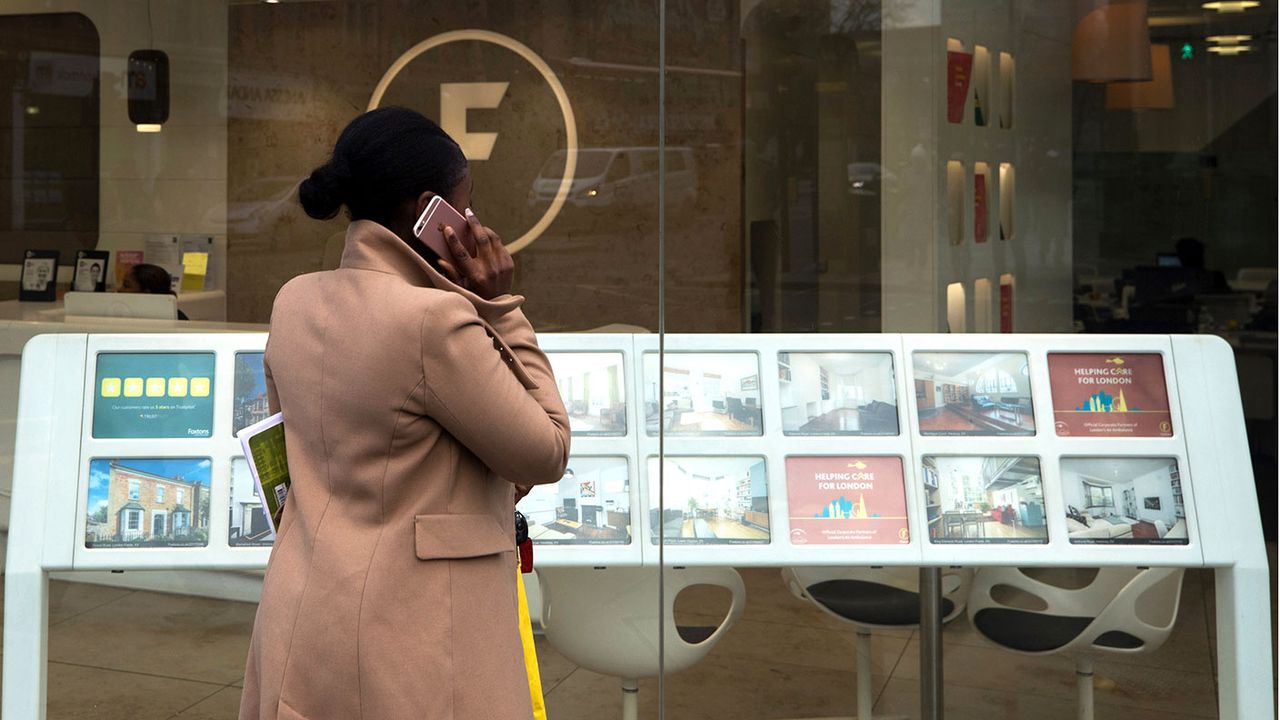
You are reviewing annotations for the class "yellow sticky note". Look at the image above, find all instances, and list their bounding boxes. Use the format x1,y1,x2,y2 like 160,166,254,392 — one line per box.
190,377,211,397
168,377,189,397
145,377,166,397
123,378,144,397
180,252,208,292
100,378,121,398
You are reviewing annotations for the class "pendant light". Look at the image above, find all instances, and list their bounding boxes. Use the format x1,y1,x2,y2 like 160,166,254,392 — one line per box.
1106,44,1174,109
1072,0,1154,83
128,1,169,132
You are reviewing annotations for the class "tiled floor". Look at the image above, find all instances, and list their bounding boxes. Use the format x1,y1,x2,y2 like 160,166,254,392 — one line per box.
3,566,1240,719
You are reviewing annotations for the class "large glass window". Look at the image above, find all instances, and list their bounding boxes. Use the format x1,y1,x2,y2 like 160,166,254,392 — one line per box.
0,2,1272,718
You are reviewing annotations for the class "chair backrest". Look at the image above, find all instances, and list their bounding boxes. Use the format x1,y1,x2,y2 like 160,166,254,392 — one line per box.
539,566,745,679
782,566,972,629
967,566,1184,656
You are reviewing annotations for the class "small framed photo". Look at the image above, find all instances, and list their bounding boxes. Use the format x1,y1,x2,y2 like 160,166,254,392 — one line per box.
72,250,110,293
19,250,59,302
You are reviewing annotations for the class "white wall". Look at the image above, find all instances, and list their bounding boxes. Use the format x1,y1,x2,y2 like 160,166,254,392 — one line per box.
881,0,1074,333
1132,466,1178,528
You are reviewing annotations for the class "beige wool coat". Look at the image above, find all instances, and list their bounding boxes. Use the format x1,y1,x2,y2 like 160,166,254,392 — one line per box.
239,220,570,720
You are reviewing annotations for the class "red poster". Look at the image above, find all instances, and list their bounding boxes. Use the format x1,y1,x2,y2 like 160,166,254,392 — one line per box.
974,172,988,243
1048,353,1174,437
1000,282,1013,332
947,51,973,124
786,456,909,545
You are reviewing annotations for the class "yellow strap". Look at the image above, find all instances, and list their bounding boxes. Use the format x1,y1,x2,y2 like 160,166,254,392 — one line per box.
517,566,548,720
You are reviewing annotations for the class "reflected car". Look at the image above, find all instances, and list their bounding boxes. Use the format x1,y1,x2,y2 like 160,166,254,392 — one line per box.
528,147,697,216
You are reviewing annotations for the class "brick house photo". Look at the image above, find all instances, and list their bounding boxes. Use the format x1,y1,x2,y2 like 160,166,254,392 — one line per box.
86,458,211,548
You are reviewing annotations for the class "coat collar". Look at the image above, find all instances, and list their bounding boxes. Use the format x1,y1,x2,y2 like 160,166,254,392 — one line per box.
338,219,523,318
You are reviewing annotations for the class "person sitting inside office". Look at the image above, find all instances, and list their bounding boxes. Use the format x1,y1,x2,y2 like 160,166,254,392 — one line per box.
1174,237,1230,294
118,263,189,320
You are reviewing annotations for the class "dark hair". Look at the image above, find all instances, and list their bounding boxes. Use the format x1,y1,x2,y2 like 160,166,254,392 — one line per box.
1175,236,1205,269
130,263,175,295
298,107,468,224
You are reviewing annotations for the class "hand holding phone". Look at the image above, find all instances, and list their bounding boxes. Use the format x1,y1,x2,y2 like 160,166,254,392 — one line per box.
435,207,515,300
413,195,476,260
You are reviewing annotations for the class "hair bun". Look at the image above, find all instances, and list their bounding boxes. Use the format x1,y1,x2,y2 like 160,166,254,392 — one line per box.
298,158,351,220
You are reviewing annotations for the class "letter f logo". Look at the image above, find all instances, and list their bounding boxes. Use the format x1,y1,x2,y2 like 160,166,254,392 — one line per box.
440,82,508,161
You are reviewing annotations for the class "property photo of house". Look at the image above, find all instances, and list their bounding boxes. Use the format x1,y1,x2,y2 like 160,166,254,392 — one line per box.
923,455,1047,544
649,456,769,544
644,353,763,435
913,352,1035,435
1061,457,1188,545
229,457,273,547
85,458,211,548
522,457,631,545
778,352,898,435
232,351,271,436
549,352,627,435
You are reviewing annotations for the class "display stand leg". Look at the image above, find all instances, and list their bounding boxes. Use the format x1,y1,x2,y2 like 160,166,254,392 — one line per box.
919,567,943,720
3,567,49,719
1075,656,1094,720
856,629,874,719
1215,563,1275,718
621,677,639,720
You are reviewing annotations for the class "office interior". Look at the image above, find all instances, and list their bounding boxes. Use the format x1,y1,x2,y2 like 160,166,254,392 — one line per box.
0,0,1274,718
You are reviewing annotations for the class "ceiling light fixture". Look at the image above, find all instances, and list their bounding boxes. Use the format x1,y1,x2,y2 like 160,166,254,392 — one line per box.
1201,1,1260,12
1207,44,1252,54
1072,0,1155,83
1206,34,1252,43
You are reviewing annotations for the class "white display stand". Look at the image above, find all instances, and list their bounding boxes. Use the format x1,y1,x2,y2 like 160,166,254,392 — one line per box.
3,332,1273,718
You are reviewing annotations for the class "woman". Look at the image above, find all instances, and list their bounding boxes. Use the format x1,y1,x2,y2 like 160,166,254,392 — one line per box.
119,263,189,320
239,107,570,720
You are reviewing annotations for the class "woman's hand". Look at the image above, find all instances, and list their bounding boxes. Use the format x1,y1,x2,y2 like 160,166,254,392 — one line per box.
437,209,514,300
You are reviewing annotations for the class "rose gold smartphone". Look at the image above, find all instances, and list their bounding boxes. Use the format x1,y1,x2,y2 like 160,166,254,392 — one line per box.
413,195,476,259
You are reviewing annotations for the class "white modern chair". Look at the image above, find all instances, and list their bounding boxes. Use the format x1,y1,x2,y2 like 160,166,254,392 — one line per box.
781,567,972,719
966,567,1184,720
538,566,746,720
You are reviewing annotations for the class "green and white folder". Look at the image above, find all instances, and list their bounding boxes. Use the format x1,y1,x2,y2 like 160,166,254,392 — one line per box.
236,412,290,537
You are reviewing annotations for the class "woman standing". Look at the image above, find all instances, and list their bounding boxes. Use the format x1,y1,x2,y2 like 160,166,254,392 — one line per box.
239,107,570,720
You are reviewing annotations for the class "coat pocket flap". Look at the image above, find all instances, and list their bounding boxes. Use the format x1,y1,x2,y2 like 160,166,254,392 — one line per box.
414,513,513,560
476,317,539,391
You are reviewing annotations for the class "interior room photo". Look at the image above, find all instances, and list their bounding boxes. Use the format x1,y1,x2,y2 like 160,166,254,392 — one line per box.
648,456,769,544
1062,457,1189,544
521,457,631,545
923,456,1048,543
777,351,898,435
548,352,628,436
913,352,1036,435
644,353,763,435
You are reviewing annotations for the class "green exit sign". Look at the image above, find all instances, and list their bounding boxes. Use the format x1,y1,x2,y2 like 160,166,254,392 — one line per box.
1181,42,1194,60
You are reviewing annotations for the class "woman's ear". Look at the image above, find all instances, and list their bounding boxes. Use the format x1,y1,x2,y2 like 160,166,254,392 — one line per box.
414,191,436,221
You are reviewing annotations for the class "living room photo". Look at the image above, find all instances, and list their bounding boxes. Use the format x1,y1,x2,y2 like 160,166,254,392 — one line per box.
777,352,899,435
913,352,1035,436
1061,457,1189,545
922,455,1048,544
644,352,763,435
549,352,628,436
648,456,770,544
522,457,632,545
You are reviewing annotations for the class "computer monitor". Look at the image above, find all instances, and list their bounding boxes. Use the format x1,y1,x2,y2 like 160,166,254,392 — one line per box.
1157,253,1182,268
64,291,177,320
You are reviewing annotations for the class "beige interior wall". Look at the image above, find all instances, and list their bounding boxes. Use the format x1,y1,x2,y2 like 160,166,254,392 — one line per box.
226,1,742,332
